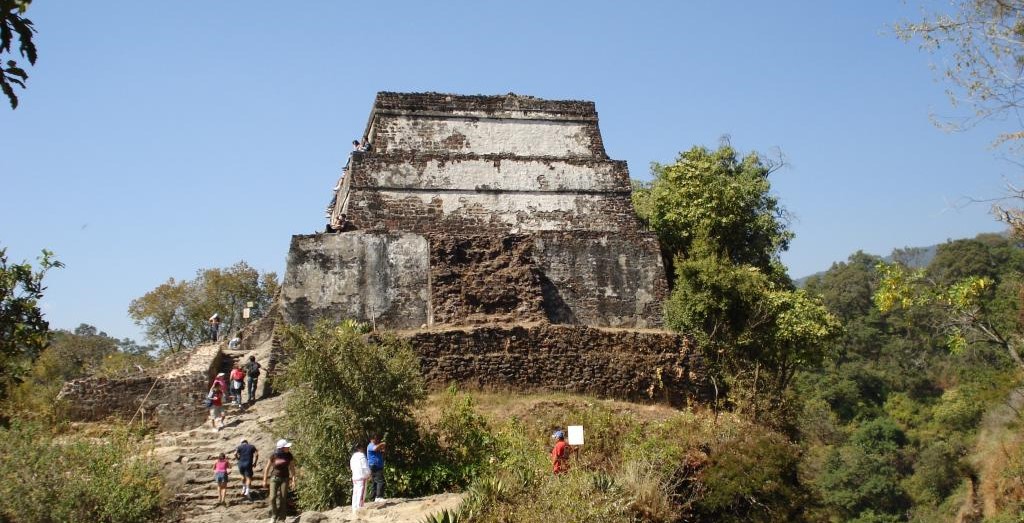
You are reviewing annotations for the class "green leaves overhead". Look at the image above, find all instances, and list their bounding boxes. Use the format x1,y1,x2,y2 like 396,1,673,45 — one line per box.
0,1,35,109
0,246,61,402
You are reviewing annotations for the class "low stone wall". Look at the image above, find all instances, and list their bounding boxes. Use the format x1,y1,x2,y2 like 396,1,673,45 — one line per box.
57,343,223,430
400,323,708,407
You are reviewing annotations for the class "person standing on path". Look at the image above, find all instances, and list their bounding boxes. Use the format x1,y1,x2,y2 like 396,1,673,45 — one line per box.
350,442,371,515
551,430,569,475
235,438,259,499
367,433,387,501
213,453,230,507
229,364,245,407
208,314,221,342
244,356,261,404
262,439,296,523
208,389,225,431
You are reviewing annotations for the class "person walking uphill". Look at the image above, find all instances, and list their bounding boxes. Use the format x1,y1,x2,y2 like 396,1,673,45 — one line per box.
367,433,387,502
213,453,230,507
263,439,296,522
244,355,261,404
229,364,245,407
350,442,371,515
235,438,259,499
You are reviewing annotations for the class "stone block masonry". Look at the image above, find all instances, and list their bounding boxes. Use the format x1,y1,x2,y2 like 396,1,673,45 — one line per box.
57,343,223,431
399,323,708,407
292,92,668,330
278,92,703,405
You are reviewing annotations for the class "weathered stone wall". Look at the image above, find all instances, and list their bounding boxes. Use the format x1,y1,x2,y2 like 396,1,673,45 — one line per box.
57,343,222,430
281,232,430,329
346,190,641,235
350,155,630,193
400,323,707,407
370,92,606,158
533,232,666,328
429,234,546,325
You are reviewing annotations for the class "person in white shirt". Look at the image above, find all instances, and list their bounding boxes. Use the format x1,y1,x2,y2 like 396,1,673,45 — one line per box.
350,443,371,514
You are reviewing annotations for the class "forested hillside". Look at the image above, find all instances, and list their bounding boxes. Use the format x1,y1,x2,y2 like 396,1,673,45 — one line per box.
799,233,1024,522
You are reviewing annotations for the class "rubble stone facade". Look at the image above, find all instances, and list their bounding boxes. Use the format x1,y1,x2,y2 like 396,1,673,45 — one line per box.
281,92,706,405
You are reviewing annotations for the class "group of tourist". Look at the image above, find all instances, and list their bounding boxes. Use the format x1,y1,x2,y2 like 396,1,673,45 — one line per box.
207,355,262,431
209,434,389,521
349,433,388,514
210,437,295,522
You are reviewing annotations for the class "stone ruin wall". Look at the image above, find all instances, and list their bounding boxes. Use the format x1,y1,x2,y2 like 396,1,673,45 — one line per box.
57,344,223,431
279,92,705,405
401,323,708,406
286,92,669,331
57,309,281,430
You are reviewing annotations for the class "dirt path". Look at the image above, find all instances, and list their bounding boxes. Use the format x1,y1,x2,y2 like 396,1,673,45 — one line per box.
151,344,463,523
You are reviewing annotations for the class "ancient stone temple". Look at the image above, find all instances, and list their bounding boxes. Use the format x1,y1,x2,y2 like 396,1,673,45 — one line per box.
282,92,706,404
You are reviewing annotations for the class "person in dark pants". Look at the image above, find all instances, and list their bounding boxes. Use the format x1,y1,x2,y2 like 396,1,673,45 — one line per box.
235,438,259,499
262,439,296,522
245,356,261,403
367,433,387,502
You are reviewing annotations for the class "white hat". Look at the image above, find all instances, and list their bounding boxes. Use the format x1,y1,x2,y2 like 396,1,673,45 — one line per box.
217,372,225,377
276,439,291,449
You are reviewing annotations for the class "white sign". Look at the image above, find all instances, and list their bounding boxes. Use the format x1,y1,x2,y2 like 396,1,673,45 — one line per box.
567,425,584,446
243,307,251,319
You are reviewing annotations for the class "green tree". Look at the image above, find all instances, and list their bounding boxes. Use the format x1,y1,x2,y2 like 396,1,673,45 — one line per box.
1,0,35,109
0,246,61,402
276,320,426,509
875,260,1024,368
128,261,279,351
634,142,839,417
817,417,912,521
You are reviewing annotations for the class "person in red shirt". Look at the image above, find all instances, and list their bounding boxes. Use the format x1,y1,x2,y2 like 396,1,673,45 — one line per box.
209,389,225,431
551,430,569,474
229,365,245,407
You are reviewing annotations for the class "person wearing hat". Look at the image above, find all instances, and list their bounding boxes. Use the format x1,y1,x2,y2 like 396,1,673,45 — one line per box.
235,438,259,499
551,430,569,475
263,439,296,522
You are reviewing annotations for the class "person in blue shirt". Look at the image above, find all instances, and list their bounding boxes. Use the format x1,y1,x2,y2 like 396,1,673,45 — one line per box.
235,438,259,499
367,433,387,502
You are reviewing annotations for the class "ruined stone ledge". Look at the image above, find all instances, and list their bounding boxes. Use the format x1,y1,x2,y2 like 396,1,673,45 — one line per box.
395,323,708,407
374,92,598,118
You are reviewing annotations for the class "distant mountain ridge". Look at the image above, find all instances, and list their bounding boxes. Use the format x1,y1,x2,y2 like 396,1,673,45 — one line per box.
794,242,941,288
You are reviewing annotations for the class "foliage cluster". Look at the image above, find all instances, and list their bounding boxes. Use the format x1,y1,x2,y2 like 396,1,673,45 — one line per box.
0,0,35,109
450,402,804,523
128,261,278,352
799,233,1024,521
0,246,62,405
0,420,163,522
276,322,494,510
5,323,154,420
633,142,840,421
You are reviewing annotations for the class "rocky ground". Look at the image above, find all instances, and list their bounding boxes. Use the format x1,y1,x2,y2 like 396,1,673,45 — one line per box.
150,342,463,522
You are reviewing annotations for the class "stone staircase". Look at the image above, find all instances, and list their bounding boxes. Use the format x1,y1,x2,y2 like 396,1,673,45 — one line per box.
154,343,285,523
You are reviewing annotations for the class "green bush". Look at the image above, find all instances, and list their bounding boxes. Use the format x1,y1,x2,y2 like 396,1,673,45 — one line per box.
0,420,162,522
277,323,495,509
277,321,426,509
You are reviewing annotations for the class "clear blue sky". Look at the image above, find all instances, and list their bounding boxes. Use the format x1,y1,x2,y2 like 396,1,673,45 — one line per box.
1,1,1014,341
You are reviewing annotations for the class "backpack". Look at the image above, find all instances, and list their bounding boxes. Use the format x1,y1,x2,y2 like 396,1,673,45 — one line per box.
246,361,261,377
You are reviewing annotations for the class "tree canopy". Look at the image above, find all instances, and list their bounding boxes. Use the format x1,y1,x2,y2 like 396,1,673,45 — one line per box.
633,142,839,418
0,246,61,401
127,261,278,351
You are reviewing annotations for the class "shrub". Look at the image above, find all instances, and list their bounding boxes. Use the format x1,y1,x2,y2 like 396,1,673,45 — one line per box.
277,321,426,509
0,420,162,523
